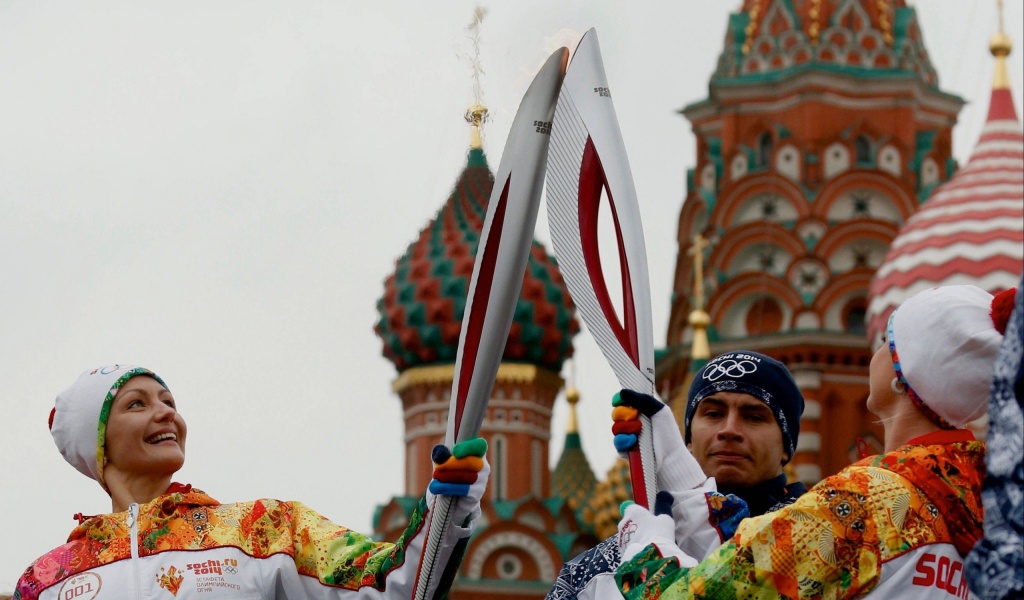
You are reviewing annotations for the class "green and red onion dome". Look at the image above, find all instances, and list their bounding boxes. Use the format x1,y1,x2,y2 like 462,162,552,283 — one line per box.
375,147,579,372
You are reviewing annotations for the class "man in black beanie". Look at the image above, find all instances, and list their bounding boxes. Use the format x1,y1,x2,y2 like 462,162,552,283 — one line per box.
547,350,807,600
682,350,806,515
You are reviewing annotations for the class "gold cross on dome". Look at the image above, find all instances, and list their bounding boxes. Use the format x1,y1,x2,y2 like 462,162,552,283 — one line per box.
688,233,711,311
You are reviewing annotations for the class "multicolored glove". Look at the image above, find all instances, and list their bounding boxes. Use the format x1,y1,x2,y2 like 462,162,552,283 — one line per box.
611,389,707,492
616,491,697,566
429,437,489,500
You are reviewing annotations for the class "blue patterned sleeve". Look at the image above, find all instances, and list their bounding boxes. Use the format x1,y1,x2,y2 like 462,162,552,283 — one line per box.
545,537,620,600
966,276,1024,600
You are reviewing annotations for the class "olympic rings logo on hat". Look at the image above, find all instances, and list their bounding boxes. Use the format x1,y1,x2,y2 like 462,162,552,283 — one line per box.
703,359,758,381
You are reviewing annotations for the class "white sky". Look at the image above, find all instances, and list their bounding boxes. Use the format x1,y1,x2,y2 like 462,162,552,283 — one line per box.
1,1,1021,590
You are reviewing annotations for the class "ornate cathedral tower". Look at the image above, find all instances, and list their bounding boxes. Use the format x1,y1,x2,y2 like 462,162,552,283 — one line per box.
373,106,594,599
374,107,579,501
660,0,964,483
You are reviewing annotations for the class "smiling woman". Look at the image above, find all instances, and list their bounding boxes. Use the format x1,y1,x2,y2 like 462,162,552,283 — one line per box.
101,376,187,512
17,365,490,600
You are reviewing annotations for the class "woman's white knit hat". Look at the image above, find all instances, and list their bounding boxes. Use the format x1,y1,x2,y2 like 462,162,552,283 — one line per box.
888,285,1014,428
49,365,167,490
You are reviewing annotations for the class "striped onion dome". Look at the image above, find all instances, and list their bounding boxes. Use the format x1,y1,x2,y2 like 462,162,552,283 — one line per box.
866,32,1024,345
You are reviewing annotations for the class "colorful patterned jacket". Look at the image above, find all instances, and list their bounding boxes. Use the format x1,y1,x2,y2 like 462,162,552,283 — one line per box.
14,485,473,599
617,430,984,600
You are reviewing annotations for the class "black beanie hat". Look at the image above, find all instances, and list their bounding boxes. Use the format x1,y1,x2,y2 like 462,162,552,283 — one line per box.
684,350,804,463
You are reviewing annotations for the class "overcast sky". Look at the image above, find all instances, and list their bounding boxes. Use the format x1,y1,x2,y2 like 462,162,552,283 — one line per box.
1,1,1021,590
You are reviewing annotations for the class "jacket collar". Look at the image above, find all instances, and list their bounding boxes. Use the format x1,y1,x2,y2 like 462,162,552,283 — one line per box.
68,483,218,542
721,472,806,516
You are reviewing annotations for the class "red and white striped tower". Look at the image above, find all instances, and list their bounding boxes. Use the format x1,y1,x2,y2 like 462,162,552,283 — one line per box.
867,22,1024,347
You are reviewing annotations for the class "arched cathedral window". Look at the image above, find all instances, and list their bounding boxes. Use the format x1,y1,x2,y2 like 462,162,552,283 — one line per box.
855,135,871,164
757,132,774,168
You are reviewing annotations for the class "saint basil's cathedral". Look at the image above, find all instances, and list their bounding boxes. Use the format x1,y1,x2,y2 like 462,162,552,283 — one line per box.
372,1,1023,598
